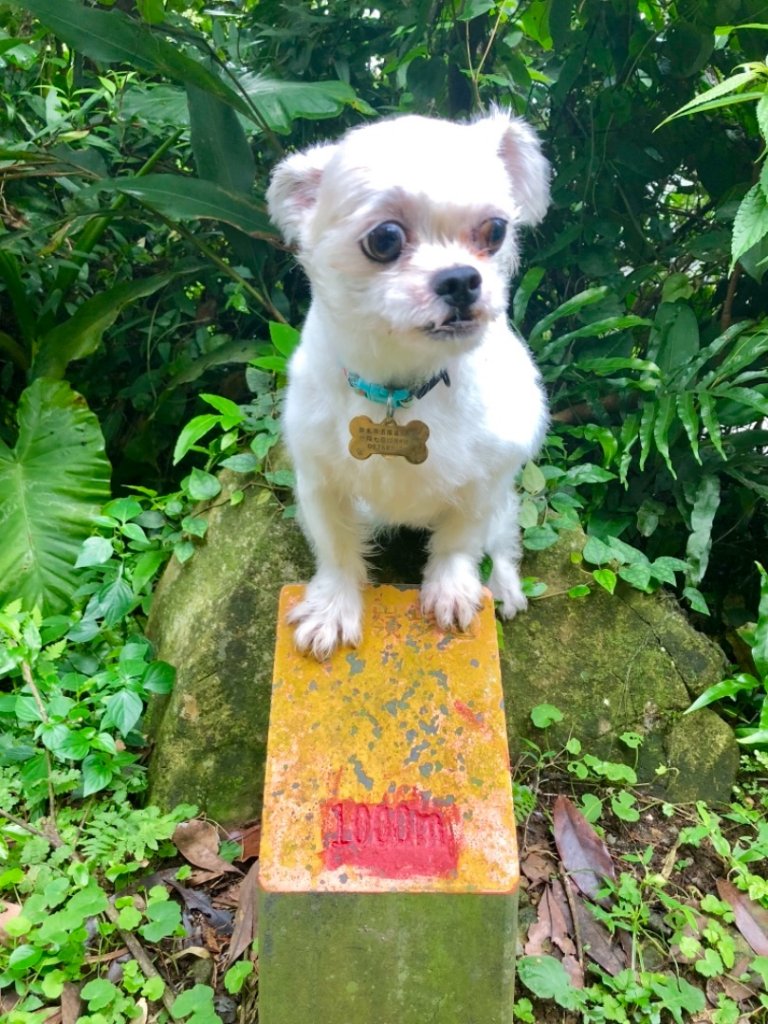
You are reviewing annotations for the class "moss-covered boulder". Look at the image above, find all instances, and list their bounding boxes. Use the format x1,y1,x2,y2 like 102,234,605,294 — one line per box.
146,481,738,823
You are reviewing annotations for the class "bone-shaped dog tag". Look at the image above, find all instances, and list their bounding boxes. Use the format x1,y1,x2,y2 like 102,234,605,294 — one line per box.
348,415,429,464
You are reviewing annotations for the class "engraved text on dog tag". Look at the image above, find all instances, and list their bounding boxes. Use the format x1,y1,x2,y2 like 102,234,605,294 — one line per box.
349,415,429,464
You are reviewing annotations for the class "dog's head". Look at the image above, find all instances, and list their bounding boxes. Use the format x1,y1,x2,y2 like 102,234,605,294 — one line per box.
267,112,550,367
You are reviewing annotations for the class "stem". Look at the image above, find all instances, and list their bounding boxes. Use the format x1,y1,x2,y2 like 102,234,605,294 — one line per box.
20,659,60,833
0,807,63,847
720,262,742,331
165,217,286,323
103,902,177,1016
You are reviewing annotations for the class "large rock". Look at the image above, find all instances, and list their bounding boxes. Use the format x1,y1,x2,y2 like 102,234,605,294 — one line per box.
146,479,737,823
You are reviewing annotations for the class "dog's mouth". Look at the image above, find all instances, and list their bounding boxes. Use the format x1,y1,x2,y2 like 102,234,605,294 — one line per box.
423,311,480,337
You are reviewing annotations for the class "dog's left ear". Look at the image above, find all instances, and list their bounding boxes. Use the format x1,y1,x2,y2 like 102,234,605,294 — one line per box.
475,110,551,227
266,142,337,246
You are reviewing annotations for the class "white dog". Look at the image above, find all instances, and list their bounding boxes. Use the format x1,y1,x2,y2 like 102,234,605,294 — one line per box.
267,111,550,659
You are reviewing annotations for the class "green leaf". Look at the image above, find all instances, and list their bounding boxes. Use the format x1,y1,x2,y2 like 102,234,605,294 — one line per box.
32,273,177,380
683,585,710,615
685,475,721,584
593,568,617,594
562,463,615,485
567,584,591,599
527,286,609,349
187,82,264,272
110,174,276,239
531,703,564,728
82,753,114,795
699,392,726,459
186,468,221,501
239,73,358,133
224,960,253,995
753,563,768,679
653,393,678,478
8,943,43,970
611,791,639,822
81,978,119,1011
142,660,176,694
732,182,768,270
102,690,143,736
10,0,253,118
522,524,559,550
171,984,217,1020
638,399,656,470
657,69,763,126
96,577,135,626
173,414,221,465
512,266,545,326
220,453,260,473
582,535,615,566
520,461,547,494
649,975,705,1022
269,321,301,358
75,536,114,568
676,392,701,464
0,380,111,613
141,897,182,942
199,393,244,426
518,955,582,1010
618,563,652,590
685,673,760,714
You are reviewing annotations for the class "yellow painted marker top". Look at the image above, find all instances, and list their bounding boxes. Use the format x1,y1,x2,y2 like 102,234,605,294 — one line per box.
259,585,518,895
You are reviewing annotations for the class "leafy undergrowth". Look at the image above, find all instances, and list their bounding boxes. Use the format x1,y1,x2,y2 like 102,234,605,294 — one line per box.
513,745,768,1024
3,742,767,1023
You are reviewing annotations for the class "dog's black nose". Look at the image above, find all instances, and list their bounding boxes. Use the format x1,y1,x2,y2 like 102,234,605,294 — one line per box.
432,266,482,309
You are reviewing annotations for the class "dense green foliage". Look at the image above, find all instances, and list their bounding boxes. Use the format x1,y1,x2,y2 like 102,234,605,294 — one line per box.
1,0,767,1020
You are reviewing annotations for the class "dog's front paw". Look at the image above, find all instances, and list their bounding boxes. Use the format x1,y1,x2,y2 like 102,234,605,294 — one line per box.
421,556,484,631
287,577,363,660
489,558,528,619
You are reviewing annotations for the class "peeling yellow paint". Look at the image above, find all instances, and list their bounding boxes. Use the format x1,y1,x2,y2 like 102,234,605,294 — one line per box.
259,585,518,895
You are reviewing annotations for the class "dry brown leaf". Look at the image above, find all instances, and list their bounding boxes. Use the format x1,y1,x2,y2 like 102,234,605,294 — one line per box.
225,861,260,967
547,880,576,957
524,916,552,956
553,795,616,903
233,823,261,863
561,953,585,989
717,879,768,956
521,850,555,887
570,896,627,976
172,820,242,877
61,982,82,1024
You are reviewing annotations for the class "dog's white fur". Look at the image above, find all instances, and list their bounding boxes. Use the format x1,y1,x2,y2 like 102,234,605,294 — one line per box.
267,112,550,659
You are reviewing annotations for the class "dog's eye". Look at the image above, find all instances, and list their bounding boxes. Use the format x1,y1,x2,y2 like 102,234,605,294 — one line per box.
361,222,406,263
477,218,507,254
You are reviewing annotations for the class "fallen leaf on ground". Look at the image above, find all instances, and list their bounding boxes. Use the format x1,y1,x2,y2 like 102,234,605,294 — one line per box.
716,879,768,956
569,892,627,975
231,823,261,862
172,820,242,877
61,982,82,1024
226,861,260,966
521,849,555,886
562,953,585,988
553,795,616,903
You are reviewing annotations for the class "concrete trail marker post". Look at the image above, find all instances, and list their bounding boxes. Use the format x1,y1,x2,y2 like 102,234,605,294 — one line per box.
258,584,519,1024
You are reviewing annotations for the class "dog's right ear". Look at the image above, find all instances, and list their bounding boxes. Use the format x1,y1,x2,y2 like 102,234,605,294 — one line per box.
266,143,337,246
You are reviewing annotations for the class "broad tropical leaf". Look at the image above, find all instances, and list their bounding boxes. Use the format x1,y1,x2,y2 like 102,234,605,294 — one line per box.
0,379,111,612
108,175,276,239
239,74,360,133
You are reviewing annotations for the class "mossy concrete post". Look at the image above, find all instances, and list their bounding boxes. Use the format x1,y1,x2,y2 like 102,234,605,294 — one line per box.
259,585,519,1024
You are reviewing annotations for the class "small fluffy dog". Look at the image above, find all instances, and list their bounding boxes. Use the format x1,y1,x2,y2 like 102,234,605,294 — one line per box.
267,111,550,659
